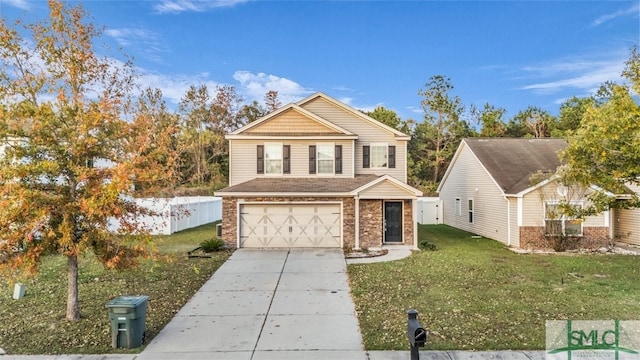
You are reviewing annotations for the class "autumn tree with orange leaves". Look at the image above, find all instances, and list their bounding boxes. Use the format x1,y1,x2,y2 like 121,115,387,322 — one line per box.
0,1,179,321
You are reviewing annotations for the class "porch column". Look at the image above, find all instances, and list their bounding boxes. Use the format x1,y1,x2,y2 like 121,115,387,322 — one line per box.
354,195,360,250
413,198,418,250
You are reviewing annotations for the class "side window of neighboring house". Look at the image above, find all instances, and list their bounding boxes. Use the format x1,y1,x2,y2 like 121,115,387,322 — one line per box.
363,144,395,169
257,143,290,175
545,202,582,236
455,198,461,216
309,144,342,174
468,199,474,223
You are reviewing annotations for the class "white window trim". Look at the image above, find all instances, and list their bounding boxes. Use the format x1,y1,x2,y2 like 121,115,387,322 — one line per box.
316,142,335,175
264,142,283,175
370,143,388,169
544,201,584,236
455,197,461,216
468,198,474,224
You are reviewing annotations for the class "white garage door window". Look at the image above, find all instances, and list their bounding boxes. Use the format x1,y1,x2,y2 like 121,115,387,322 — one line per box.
239,203,341,248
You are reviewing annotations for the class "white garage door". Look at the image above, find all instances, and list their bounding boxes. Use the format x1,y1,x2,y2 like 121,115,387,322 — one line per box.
239,203,341,248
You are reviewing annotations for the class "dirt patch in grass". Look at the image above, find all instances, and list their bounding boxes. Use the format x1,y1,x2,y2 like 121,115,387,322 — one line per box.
0,223,231,355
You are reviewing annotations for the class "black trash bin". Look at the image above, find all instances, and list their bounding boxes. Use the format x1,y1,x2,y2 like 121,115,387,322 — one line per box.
106,295,149,348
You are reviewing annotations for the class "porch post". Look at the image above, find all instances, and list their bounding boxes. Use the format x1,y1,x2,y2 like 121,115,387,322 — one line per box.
413,198,419,250
355,195,360,250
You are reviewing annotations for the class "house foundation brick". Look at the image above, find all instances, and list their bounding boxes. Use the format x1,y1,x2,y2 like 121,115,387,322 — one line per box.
519,226,610,250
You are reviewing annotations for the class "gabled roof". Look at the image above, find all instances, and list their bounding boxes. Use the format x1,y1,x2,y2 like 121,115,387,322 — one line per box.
296,92,411,140
228,103,355,138
439,138,568,195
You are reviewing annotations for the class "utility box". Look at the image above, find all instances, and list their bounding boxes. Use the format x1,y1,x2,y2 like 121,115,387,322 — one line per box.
106,295,149,349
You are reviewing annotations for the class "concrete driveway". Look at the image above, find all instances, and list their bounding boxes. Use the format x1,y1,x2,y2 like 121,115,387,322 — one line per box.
137,248,367,360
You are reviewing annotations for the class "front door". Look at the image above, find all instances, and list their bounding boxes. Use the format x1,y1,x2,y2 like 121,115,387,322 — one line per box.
384,201,403,243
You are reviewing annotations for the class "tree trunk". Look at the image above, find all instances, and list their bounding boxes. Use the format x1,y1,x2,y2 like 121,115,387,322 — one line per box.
66,253,80,321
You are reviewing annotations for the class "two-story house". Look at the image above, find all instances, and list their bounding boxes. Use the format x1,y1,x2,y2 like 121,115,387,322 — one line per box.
215,92,422,249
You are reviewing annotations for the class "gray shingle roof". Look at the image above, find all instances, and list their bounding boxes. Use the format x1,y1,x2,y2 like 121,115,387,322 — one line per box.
464,138,567,194
216,174,382,195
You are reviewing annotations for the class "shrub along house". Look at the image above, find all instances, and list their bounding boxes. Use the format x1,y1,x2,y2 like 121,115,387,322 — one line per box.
436,138,630,250
215,92,422,249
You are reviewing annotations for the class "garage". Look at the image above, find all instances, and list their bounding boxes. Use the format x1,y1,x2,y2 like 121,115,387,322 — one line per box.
239,203,341,248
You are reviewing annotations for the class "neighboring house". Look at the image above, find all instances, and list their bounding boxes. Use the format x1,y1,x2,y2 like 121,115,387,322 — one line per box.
614,183,640,246
437,138,617,249
215,92,422,249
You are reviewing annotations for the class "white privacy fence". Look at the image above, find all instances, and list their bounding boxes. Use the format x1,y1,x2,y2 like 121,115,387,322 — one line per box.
109,196,222,235
417,197,443,224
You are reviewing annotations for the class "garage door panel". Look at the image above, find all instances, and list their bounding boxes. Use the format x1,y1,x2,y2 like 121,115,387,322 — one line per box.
240,204,341,248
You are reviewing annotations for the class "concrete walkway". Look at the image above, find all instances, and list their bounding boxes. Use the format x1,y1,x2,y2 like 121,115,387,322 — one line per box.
137,248,366,359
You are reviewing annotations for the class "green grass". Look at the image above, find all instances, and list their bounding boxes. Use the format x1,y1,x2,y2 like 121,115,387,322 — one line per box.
348,224,640,351
0,222,231,355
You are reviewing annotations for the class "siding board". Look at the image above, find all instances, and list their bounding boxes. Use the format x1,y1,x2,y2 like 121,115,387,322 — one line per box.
229,139,354,185
301,97,407,181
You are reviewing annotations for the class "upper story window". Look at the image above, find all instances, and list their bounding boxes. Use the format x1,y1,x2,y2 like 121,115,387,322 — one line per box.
317,143,334,174
545,202,582,236
363,144,395,169
309,144,342,175
257,143,290,175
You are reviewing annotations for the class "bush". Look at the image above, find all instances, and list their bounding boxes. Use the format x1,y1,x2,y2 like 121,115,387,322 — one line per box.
419,239,438,251
200,238,225,252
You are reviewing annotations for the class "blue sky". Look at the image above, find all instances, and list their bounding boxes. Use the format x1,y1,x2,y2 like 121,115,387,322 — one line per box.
2,0,639,121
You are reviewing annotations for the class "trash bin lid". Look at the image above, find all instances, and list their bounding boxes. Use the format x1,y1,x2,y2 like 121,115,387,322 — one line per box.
106,295,149,308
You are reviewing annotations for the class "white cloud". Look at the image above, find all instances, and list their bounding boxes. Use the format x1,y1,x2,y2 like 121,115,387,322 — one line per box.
1,0,31,10
135,70,219,106
332,85,354,92
593,3,640,26
104,27,168,63
153,0,250,14
519,55,626,95
232,71,312,105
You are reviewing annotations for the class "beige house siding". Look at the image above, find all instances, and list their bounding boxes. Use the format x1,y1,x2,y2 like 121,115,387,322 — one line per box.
245,109,339,134
301,97,407,182
229,138,355,186
359,181,415,198
521,182,608,228
439,143,510,244
614,208,640,245
507,197,520,247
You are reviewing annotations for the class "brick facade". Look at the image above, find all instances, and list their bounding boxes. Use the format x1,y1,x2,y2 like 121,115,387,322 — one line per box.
519,226,610,250
222,196,415,249
359,199,383,249
403,199,414,247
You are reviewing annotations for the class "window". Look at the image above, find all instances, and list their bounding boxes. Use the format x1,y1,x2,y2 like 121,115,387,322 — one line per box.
317,143,334,174
265,143,282,174
257,143,289,175
468,199,474,223
371,144,387,168
363,144,395,169
309,144,342,174
455,198,461,216
545,202,582,236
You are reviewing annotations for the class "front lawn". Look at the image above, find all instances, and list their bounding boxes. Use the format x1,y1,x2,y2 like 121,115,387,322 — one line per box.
348,224,640,350
0,223,231,355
